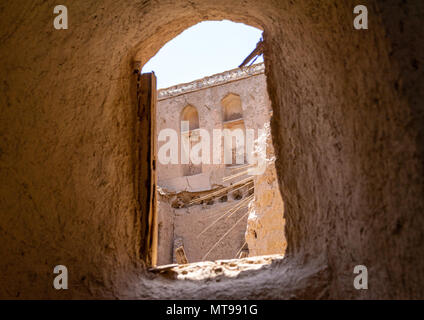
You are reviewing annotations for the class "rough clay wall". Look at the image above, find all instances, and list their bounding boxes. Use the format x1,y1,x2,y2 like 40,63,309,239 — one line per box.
157,189,250,265
156,193,174,266
246,126,286,257
173,198,249,263
0,0,423,299
156,72,270,191
155,72,272,265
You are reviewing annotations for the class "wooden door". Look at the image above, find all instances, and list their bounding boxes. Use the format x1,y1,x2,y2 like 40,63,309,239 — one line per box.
134,70,158,267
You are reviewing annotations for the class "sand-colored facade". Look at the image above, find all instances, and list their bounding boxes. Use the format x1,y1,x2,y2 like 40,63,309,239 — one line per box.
155,63,286,265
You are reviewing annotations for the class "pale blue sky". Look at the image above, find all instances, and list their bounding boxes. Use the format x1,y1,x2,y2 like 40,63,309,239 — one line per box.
142,20,264,89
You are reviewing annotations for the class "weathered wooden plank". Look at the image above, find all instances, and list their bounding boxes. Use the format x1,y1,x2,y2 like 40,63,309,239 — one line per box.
136,71,158,267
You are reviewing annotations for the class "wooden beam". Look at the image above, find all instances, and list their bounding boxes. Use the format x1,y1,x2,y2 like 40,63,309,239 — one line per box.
239,40,264,68
136,72,158,267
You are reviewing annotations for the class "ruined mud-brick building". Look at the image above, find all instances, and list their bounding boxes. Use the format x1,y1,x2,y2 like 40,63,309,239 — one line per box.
0,0,423,299
155,63,285,265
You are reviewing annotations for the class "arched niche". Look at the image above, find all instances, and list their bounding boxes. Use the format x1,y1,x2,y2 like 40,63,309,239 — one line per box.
180,105,202,176
181,105,200,132
221,93,246,166
221,93,243,122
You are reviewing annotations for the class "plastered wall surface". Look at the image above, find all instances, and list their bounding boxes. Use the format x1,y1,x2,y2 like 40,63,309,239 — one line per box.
155,67,280,265
0,0,423,299
156,70,270,189
173,199,249,263
246,127,286,257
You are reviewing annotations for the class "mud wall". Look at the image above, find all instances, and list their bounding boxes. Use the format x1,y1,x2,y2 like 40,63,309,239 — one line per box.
173,197,249,263
246,125,286,257
157,189,251,265
0,0,423,299
156,192,174,266
156,70,270,190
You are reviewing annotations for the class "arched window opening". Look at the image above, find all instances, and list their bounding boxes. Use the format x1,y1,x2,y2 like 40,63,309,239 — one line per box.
181,105,202,176
222,93,246,166
181,105,200,132
222,93,244,122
